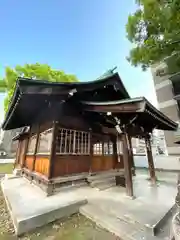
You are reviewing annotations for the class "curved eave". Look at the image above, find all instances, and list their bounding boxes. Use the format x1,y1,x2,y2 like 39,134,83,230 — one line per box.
2,80,21,130
144,98,177,130
2,72,129,130
17,72,129,97
81,97,178,131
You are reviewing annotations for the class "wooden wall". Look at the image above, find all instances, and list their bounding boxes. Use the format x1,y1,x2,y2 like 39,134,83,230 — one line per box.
91,154,124,172
25,155,50,177
17,118,125,180
91,156,113,172
53,155,90,178
14,138,27,167
25,156,34,171
35,156,49,177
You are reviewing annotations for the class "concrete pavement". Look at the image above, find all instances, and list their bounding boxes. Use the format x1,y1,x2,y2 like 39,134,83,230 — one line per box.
1,170,177,239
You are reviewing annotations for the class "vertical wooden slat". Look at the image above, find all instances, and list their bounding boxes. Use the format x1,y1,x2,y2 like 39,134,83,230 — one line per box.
32,124,40,171
145,134,156,184
65,129,67,153
77,131,80,154
73,131,76,153
84,133,86,154
48,121,58,179
88,133,90,154
59,128,62,153
81,132,83,154
122,132,134,197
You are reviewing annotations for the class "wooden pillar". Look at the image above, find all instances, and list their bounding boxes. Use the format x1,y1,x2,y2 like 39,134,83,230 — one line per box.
127,135,136,176
122,132,134,197
14,140,20,169
48,121,58,179
22,128,31,168
32,124,40,172
145,134,156,184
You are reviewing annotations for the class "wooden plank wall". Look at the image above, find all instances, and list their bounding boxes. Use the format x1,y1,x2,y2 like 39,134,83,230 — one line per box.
91,155,124,172
34,156,49,177
91,156,114,172
25,156,34,171
53,155,90,178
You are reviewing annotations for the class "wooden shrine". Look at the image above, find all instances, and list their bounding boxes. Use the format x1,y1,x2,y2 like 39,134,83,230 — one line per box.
2,72,177,196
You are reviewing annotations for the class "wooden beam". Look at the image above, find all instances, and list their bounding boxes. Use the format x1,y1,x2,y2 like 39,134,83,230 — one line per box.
145,134,156,184
127,135,136,176
122,132,134,197
83,102,142,113
48,121,59,179
32,124,40,171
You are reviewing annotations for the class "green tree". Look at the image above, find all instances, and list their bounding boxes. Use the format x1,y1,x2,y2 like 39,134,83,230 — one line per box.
0,63,79,113
126,0,180,71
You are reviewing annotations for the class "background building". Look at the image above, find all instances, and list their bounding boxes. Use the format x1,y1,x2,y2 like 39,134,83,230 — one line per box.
151,60,180,155
0,128,21,157
131,137,146,155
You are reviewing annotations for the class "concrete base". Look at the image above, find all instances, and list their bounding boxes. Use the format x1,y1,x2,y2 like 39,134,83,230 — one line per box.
81,170,177,239
1,177,87,236
87,170,124,190
13,168,21,176
1,170,177,239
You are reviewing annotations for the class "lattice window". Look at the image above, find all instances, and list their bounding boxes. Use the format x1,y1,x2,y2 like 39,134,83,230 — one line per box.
27,135,37,154
56,128,90,155
93,142,103,155
93,141,114,156
104,141,113,155
37,128,53,154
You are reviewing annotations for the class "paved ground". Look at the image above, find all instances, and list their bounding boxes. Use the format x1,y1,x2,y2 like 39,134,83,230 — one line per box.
1,169,177,239
0,187,120,240
80,169,177,239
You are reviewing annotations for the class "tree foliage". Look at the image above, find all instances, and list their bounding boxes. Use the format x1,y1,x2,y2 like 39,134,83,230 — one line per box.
126,0,180,70
0,63,79,112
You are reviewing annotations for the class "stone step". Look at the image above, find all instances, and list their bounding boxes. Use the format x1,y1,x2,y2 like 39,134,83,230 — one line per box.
88,197,174,236
90,180,116,191
54,181,88,193
80,204,162,240
90,176,116,185
156,205,177,239
87,170,124,182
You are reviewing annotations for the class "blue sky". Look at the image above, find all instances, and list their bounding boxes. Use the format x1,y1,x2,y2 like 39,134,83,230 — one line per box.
0,0,157,123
